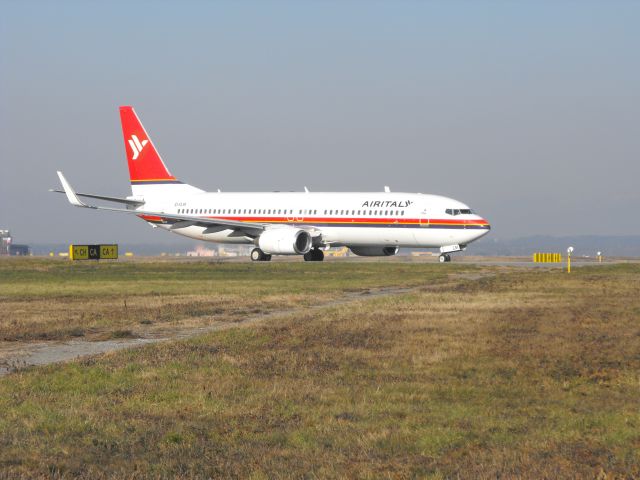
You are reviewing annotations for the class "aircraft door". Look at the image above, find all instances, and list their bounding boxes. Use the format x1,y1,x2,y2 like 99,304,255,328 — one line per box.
413,208,429,244
419,208,429,227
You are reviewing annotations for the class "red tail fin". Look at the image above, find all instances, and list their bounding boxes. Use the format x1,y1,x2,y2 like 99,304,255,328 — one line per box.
119,106,179,185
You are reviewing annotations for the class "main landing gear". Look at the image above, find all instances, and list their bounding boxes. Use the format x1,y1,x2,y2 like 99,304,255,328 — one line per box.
250,248,272,262
439,254,452,263
303,249,324,262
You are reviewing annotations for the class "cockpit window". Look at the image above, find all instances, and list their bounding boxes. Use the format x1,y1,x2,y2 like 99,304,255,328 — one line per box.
446,208,473,216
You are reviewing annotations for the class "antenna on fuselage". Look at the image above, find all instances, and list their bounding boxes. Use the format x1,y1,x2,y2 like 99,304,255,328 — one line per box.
304,186,310,193
384,186,391,193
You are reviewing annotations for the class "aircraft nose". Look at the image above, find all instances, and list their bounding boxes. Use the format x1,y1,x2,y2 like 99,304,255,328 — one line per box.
476,217,491,238
469,216,491,240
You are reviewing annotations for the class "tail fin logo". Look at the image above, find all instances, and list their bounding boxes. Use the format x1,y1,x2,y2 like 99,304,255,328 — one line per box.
128,135,149,160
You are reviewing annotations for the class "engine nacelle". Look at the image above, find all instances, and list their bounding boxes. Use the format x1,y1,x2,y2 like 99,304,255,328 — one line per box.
349,246,399,257
258,228,312,255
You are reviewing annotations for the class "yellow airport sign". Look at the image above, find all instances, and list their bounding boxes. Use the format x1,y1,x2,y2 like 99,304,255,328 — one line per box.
69,244,118,260
532,252,562,263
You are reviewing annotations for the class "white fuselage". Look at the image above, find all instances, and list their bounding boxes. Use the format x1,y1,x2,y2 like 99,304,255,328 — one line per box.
138,191,491,249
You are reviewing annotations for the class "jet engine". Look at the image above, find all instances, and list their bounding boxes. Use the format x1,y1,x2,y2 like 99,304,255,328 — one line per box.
258,228,312,255
349,246,399,257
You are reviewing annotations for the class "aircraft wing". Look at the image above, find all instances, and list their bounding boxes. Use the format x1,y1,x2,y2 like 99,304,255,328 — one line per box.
54,171,266,237
134,210,265,236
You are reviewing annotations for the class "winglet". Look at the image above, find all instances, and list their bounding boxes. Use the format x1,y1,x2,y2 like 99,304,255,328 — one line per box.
56,171,89,207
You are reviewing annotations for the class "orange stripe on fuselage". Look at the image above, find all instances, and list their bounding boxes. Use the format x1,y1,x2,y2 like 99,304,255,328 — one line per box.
139,214,489,227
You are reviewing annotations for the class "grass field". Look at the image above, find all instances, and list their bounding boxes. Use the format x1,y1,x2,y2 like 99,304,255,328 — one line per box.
0,259,639,478
0,258,456,342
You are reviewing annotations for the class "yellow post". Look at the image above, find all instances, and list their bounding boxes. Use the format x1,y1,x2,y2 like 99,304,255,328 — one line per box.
567,253,571,273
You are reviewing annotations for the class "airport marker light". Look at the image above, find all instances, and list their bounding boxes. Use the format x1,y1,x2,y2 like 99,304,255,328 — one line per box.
567,246,574,273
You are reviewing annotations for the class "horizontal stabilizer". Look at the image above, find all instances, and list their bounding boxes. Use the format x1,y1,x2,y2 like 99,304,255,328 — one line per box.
50,189,145,207
56,171,92,208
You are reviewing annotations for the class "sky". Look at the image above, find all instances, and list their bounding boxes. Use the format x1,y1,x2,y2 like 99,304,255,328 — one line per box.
1,0,639,245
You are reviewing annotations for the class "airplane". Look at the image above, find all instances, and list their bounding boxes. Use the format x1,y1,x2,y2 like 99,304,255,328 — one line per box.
54,106,491,262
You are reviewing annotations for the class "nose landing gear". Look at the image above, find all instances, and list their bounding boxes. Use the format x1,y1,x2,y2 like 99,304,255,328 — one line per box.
438,244,465,263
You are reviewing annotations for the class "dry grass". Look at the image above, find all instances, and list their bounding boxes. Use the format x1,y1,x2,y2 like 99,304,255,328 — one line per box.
0,258,454,341
0,262,638,478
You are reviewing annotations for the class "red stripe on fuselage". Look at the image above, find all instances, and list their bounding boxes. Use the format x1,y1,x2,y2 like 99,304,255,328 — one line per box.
141,214,489,227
